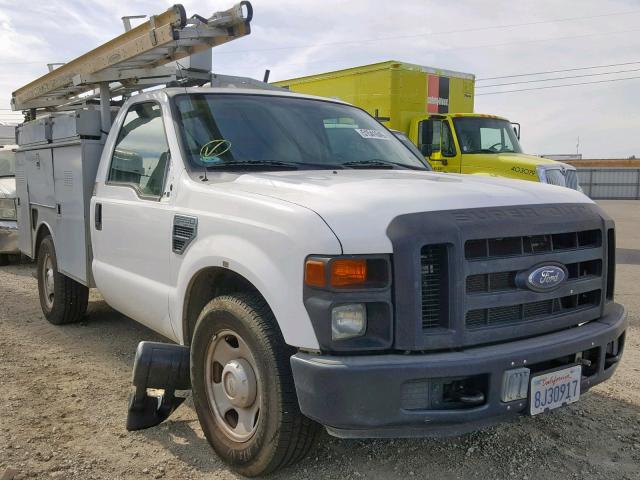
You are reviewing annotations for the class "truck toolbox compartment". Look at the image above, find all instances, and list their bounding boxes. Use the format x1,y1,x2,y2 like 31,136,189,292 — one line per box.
15,113,103,285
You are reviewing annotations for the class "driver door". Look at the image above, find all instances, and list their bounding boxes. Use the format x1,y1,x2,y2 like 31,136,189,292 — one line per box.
91,101,176,339
416,116,461,173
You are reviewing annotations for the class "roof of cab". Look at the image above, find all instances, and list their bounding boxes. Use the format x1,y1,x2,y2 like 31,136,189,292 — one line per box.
161,87,351,105
449,112,510,122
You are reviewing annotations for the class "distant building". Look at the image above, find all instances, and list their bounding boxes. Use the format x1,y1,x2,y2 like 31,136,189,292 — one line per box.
565,158,640,168
541,154,583,161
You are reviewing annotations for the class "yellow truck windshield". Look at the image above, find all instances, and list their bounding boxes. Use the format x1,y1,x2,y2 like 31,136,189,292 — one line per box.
452,117,522,155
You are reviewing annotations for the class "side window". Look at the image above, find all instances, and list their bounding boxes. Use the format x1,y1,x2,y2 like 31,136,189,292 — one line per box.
108,103,169,198
441,122,456,157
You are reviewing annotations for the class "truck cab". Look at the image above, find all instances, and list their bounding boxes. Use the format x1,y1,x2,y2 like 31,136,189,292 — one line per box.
408,112,580,189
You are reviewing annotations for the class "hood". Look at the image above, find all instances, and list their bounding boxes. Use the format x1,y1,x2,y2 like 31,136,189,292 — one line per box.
491,153,559,167
0,177,16,198
222,169,592,253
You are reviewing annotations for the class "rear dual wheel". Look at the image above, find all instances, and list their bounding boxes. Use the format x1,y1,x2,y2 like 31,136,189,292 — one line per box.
190,294,320,477
36,235,88,325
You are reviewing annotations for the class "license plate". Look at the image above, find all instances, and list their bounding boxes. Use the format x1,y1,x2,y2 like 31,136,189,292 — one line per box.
529,365,581,416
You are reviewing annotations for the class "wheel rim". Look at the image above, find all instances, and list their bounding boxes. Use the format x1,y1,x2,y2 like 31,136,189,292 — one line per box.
205,329,261,442
41,252,55,310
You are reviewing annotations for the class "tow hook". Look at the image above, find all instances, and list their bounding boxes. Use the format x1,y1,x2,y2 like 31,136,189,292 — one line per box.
448,381,485,406
126,342,191,431
452,390,485,406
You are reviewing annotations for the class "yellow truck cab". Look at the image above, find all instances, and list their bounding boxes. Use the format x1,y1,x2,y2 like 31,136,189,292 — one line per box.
274,61,580,190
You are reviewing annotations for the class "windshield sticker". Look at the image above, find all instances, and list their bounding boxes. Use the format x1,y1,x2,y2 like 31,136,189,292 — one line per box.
354,128,390,140
199,139,232,164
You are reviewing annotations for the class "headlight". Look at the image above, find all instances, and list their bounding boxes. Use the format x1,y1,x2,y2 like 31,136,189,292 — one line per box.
303,255,392,351
0,198,16,220
331,304,367,340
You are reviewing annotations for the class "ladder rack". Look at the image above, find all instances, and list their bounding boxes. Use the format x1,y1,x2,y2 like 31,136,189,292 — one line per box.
11,2,253,112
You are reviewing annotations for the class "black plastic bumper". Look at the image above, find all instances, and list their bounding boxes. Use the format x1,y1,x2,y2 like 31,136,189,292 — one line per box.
291,303,627,438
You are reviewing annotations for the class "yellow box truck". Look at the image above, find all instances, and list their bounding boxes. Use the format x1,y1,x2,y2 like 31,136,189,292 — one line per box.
273,61,580,190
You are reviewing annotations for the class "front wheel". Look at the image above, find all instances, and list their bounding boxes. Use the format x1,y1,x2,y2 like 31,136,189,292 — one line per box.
37,235,88,325
190,293,320,477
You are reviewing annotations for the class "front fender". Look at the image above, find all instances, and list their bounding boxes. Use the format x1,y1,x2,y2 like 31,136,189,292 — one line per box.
170,217,341,349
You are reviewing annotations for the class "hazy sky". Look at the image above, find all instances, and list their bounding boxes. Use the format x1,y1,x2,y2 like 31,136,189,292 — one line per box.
1,0,639,158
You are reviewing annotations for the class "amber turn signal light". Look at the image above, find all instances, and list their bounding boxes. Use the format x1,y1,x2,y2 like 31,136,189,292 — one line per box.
304,259,326,288
330,259,367,287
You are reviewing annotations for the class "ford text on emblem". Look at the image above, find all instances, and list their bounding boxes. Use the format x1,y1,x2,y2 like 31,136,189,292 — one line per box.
523,265,567,292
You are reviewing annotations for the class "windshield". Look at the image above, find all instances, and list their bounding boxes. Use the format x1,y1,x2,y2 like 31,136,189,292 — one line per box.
0,149,15,177
452,117,522,154
174,94,427,171
392,131,432,169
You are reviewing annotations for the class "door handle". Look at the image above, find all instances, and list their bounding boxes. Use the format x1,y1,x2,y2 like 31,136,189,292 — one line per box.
95,203,102,231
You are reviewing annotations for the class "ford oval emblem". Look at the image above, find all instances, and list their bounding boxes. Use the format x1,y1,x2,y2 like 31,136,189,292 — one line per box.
525,265,567,292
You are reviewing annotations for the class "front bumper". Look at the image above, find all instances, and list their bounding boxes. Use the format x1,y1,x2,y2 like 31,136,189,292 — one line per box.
291,303,626,438
0,219,19,254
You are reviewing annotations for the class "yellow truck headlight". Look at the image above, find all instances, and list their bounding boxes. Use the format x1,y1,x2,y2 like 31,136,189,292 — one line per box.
0,198,17,220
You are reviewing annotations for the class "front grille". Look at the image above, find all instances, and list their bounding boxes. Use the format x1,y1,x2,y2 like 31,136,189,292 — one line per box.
466,289,601,328
466,271,515,293
542,168,579,190
466,259,602,294
465,229,601,260
421,244,448,329
461,227,604,332
606,228,615,300
400,203,609,351
545,169,566,186
565,170,578,190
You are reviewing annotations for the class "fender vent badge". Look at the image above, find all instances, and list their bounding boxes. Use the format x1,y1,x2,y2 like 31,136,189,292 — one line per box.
172,215,198,254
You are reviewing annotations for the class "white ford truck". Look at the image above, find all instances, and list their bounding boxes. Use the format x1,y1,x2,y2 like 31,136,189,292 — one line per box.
12,3,626,477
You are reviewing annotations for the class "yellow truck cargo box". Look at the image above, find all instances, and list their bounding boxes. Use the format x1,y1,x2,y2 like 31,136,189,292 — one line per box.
273,61,475,134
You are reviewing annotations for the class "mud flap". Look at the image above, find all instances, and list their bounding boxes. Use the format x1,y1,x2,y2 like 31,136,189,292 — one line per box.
126,341,191,431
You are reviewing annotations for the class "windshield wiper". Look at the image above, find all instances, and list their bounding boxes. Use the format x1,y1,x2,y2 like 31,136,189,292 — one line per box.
204,160,346,171
343,159,424,170
205,160,301,170
473,148,515,154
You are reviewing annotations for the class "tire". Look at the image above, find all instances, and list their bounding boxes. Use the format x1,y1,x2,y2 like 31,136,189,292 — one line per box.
36,235,89,325
190,293,320,477
0,254,8,266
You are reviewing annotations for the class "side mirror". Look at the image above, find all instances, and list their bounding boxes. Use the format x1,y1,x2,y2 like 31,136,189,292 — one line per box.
512,122,521,140
420,144,433,157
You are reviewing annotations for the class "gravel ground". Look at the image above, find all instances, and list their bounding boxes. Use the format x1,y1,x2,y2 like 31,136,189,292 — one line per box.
1,200,639,480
